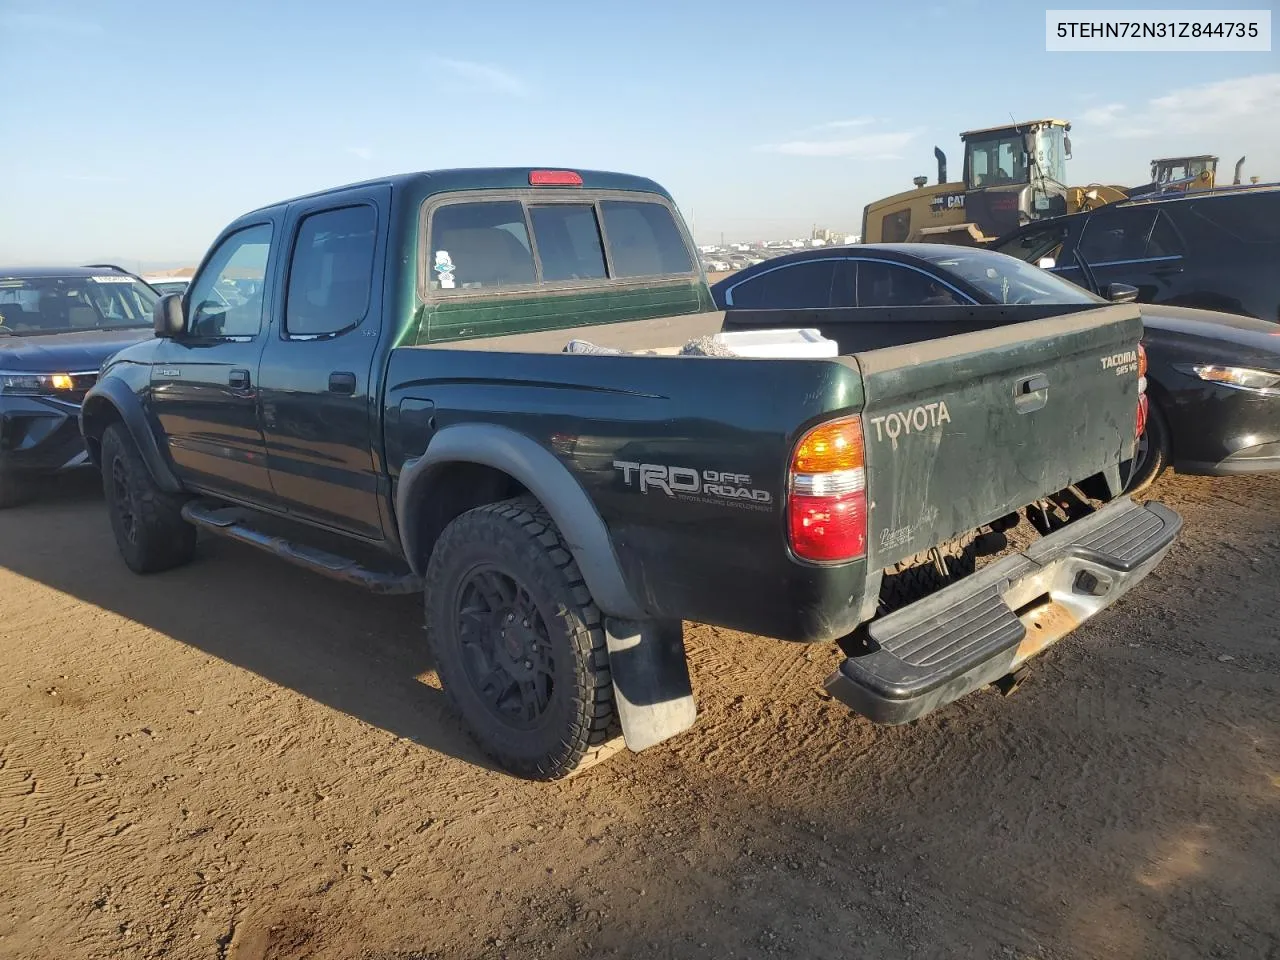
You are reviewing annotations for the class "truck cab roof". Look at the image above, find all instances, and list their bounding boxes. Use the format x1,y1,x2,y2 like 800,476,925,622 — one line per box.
239,168,673,220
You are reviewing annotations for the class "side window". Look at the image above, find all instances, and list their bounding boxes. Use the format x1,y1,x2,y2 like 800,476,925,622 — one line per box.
1187,196,1280,243
882,209,911,243
1077,210,1156,264
285,205,377,337
528,204,607,282
1145,212,1185,258
829,260,856,308
428,201,536,291
187,223,272,337
727,261,837,309
856,261,962,307
599,200,694,277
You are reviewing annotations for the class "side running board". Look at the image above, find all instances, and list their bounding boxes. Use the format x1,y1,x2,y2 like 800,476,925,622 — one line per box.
181,501,422,595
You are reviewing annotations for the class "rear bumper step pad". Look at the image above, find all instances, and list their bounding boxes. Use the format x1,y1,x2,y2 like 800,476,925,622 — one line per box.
825,498,1181,724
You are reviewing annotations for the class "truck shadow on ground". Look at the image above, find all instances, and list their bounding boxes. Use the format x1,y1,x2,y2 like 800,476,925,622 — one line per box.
0,470,493,771
3,472,1278,959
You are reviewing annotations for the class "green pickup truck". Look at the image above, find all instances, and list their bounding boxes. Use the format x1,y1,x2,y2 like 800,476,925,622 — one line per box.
80,167,1180,779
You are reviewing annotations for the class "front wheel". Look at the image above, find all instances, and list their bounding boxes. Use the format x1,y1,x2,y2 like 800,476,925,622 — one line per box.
101,423,197,573
424,496,620,780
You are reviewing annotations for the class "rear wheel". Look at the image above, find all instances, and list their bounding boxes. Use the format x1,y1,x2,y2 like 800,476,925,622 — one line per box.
101,423,196,573
424,496,620,780
1123,401,1170,495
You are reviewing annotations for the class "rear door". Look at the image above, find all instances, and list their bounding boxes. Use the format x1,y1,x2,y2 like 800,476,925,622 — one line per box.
150,222,276,503
853,305,1143,570
257,186,390,539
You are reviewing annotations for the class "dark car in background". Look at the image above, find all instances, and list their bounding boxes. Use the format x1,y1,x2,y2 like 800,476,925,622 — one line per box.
0,266,156,507
711,244,1280,490
994,187,1280,323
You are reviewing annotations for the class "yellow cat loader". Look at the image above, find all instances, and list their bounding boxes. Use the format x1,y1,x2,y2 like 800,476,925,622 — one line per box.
1127,155,1253,197
862,120,1078,246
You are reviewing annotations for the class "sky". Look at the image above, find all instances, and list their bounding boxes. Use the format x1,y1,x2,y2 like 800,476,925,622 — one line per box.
1,0,1277,266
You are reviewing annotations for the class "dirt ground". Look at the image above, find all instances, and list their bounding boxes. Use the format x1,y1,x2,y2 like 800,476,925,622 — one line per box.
1,471,1277,960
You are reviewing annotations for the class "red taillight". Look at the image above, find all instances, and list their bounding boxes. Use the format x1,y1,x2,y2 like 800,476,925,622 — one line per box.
788,415,867,563
1136,342,1148,439
529,170,583,186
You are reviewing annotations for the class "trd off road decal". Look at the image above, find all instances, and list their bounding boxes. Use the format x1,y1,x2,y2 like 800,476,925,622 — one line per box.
613,461,773,512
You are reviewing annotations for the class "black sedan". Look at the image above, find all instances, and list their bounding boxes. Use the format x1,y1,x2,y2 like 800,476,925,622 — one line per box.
0,266,156,507
711,244,1280,490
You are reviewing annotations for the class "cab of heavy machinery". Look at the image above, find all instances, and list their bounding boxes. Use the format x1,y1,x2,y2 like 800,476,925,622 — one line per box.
1151,155,1218,188
860,119,1074,245
1126,155,1221,199
958,119,1071,237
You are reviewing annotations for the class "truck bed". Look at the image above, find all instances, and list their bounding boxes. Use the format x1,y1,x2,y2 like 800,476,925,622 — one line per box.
389,301,1144,642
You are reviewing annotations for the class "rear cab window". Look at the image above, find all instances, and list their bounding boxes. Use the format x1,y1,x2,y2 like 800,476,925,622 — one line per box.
419,188,703,343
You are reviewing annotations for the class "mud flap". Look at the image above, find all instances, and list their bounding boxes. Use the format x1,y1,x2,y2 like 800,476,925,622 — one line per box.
604,618,697,753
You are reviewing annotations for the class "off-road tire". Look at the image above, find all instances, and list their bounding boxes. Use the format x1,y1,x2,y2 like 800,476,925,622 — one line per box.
101,423,196,574
424,496,620,781
878,533,978,613
0,470,36,509
1123,401,1170,495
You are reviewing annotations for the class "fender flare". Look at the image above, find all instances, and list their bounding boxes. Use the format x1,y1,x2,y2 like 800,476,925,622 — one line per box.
80,377,184,494
395,423,646,620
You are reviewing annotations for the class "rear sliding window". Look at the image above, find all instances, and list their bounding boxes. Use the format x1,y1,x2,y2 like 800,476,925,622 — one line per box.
425,196,693,294
529,204,607,281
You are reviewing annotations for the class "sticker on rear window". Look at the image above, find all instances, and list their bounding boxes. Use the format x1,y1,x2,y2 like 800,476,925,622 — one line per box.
433,250,456,289
89,275,135,283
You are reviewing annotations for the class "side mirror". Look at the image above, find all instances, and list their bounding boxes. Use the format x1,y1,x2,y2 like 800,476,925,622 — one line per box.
153,293,186,337
1037,256,1057,269
1107,282,1139,304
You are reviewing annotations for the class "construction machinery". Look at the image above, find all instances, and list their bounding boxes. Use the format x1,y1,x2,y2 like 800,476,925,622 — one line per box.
860,119,1266,246
861,119,1079,245
1127,155,1250,197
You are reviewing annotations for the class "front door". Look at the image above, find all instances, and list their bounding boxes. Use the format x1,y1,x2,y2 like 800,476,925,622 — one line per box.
1078,209,1187,304
150,222,277,504
258,189,389,539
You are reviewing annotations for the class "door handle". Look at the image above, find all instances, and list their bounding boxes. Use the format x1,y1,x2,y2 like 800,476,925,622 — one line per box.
228,368,251,390
1014,373,1049,414
329,371,357,395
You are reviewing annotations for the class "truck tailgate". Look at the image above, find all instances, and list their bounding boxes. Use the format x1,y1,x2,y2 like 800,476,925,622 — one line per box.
853,303,1143,570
